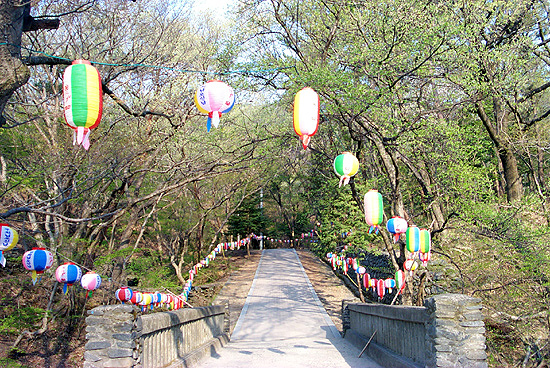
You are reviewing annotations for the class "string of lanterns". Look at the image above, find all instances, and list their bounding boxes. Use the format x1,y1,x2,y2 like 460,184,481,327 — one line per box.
114,239,250,311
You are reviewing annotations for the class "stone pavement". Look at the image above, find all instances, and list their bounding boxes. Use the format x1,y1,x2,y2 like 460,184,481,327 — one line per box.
200,249,381,368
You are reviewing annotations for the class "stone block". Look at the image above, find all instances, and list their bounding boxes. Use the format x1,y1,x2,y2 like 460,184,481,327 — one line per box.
108,348,133,358
86,326,97,333
86,316,106,326
463,311,483,321
465,349,487,360
435,344,452,352
102,358,135,367
83,362,102,368
84,351,103,362
112,333,133,341
459,321,484,327
85,341,111,350
116,340,136,349
113,322,133,332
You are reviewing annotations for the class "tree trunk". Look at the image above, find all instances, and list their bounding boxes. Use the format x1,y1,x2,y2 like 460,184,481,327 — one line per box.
0,1,30,125
475,102,523,202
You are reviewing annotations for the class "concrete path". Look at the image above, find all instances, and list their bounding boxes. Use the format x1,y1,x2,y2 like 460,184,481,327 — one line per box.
200,249,381,368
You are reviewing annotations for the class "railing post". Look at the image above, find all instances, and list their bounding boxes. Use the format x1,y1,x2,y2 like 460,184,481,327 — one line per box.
84,304,141,368
425,294,487,368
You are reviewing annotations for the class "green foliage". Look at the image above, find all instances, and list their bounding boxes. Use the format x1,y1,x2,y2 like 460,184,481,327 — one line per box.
0,305,46,335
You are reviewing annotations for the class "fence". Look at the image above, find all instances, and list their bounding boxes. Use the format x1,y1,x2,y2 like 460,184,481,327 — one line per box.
343,294,487,368
84,303,229,368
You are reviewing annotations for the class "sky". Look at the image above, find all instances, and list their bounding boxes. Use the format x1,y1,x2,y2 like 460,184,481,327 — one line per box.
192,0,236,13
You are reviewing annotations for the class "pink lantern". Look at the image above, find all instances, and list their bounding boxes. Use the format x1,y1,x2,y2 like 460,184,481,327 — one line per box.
194,80,235,132
81,272,102,298
55,262,82,294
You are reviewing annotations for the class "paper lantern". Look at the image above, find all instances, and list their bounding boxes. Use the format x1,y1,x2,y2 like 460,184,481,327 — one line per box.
116,287,133,303
22,248,54,285
364,190,384,234
406,226,420,253
404,259,418,276
363,273,371,289
419,251,432,267
81,272,102,297
293,87,319,149
384,278,396,293
333,152,359,187
194,80,235,132
130,291,142,305
369,278,377,289
395,270,406,294
55,263,82,294
386,217,408,243
377,279,385,299
0,223,18,267
357,266,366,275
63,60,103,150
419,228,431,254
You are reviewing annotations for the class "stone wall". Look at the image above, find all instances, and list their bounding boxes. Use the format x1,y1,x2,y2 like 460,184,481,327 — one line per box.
345,293,487,368
424,294,487,368
84,304,229,368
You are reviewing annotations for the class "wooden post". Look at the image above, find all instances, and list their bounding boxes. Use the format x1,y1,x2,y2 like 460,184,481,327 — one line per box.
356,272,365,303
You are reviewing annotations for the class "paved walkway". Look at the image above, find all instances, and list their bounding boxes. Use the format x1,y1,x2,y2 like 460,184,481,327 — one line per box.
200,249,381,368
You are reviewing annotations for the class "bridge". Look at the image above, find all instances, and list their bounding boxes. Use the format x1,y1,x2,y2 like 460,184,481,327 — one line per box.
83,249,487,368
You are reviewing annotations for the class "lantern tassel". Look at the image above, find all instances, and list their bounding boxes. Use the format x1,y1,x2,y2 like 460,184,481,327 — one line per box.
212,111,221,128
0,252,5,267
301,135,310,149
206,114,212,132
76,126,85,144
393,234,400,243
82,129,91,150
63,283,68,294
31,270,37,285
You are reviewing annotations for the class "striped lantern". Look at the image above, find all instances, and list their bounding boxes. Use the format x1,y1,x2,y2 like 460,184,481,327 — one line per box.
364,190,384,234
357,266,366,275
81,272,102,297
369,278,377,290
377,279,385,299
22,248,54,285
55,263,82,294
384,278,396,293
386,217,408,243
194,80,235,132
363,273,371,289
406,226,420,253
404,259,418,276
130,291,142,305
419,229,431,254
293,87,319,149
333,152,359,187
0,223,18,267
116,287,133,303
395,270,406,294
63,60,103,150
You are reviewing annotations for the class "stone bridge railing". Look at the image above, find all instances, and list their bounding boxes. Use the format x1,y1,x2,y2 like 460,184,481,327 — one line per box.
84,303,229,368
343,294,487,368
